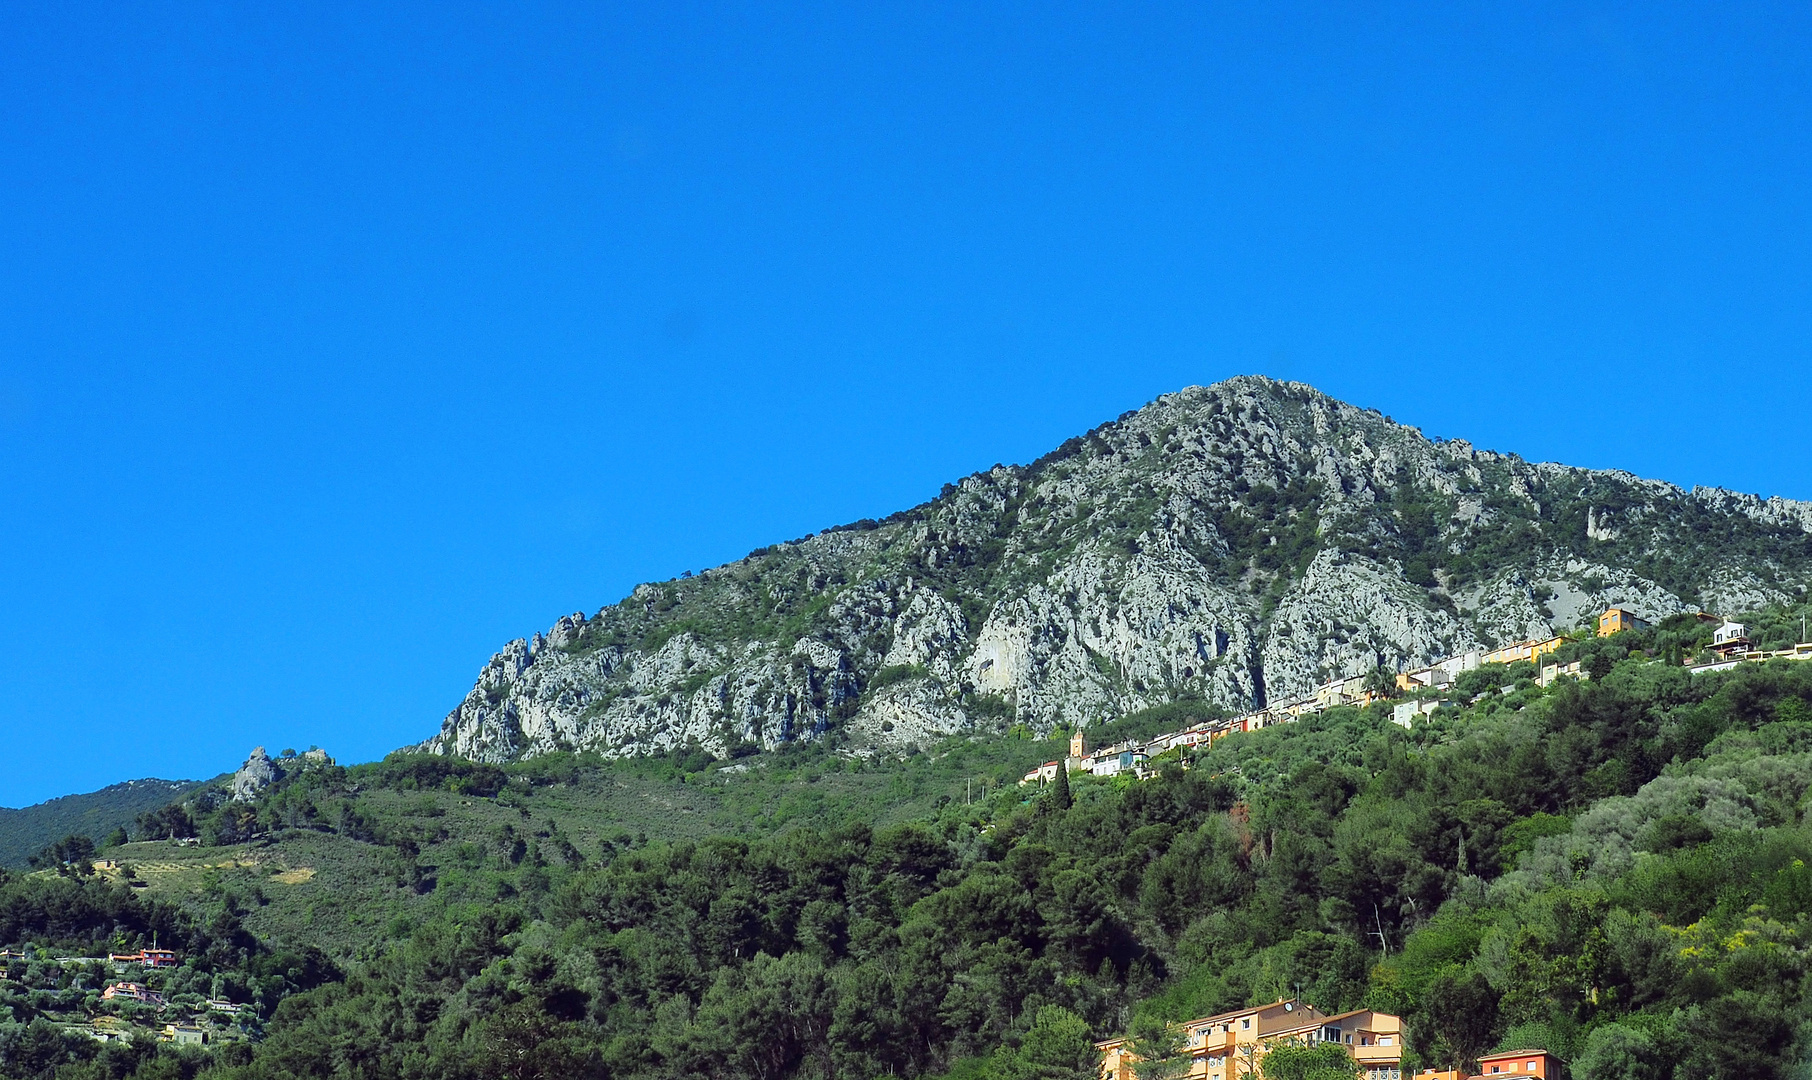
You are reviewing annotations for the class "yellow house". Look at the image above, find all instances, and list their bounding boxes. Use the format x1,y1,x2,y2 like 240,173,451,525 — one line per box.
1481,637,1563,666
1597,608,1650,637
1098,1001,1404,1080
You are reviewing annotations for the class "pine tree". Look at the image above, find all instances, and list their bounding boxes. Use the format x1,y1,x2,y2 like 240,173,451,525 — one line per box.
1050,760,1073,811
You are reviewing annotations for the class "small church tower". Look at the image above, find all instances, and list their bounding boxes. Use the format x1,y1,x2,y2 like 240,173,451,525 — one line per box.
1070,730,1087,760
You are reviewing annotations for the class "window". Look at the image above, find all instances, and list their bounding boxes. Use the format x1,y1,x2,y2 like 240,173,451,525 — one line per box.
1527,1064,1538,1072
1242,1019,1251,1030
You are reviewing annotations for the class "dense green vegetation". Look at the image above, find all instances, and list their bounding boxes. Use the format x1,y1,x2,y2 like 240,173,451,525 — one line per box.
0,782,203,871
8,621,1812,1077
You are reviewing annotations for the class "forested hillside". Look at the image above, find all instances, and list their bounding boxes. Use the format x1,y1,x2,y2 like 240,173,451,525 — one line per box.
6,608,1812,1079
0,780,201,870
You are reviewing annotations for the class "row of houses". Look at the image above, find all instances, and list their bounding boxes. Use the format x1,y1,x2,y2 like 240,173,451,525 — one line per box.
1024,606,1812,789
1022,629,1604,788
1094,998,1561,1080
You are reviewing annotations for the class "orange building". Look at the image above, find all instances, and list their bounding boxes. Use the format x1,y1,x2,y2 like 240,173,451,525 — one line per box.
1597,608,1650,637
1097,1000,1404,1080
1470,1048,1562,1078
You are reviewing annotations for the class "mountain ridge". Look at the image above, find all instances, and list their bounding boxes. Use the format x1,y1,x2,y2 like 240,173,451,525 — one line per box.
0,777,202,868
418,376,1812,764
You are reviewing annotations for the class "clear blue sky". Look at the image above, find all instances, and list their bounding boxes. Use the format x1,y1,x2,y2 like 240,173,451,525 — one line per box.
3,2,1810,805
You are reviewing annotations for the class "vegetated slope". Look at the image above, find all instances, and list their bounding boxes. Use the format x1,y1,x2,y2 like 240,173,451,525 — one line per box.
420,375,1812,765
119,732,1088,965
0,778,202,868
25,611,1812,1080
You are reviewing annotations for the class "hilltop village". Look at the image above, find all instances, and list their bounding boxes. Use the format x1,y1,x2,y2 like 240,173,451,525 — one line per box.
1025,606,1812,788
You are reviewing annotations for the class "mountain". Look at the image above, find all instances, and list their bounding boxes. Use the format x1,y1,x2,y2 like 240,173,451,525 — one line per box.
0,778,201,868
418,375,1812,764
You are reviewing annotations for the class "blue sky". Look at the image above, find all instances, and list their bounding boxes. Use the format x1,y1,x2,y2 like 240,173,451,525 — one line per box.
3,2,1810,805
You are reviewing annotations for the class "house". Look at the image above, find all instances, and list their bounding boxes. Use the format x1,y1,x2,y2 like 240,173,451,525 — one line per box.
1161,727,1213,752
205,998,247,1015
1263,1009,1404,1080
1392,699,1445,727
1482,637,1563,666
1313,675,1372,711
1020,762,1062,786
1536,660,1587,686
1598,607,1650,637
1469,1049,1562,1078
1398,650,1484,692
1413,1071,1463,1080
1712,621,1752,658
162,1024,208,1046
110,948,179,969
1097,1000,1404,1080
1689,641,1812,675
101,982,165,1006
1084,744,1150,778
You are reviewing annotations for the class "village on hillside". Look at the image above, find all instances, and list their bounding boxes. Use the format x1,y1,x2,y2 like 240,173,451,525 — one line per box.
1026,606,1812,789
1077,604,1812,1080
0,943,253,1049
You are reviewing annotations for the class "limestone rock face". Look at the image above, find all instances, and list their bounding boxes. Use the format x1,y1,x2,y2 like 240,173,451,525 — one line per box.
415,376,1812,763
229,746,334,801
230,748,281,803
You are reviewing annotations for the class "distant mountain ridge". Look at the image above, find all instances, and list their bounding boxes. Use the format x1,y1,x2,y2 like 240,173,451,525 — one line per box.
0,778,201,868
417,376,1812,763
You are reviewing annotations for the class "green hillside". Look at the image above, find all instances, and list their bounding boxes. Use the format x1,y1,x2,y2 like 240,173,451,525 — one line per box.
111,735,1075,965
3,606,1812,1079
0,779,203,870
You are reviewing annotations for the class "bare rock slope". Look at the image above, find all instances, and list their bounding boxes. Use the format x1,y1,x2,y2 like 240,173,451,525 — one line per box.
417,377,1812,762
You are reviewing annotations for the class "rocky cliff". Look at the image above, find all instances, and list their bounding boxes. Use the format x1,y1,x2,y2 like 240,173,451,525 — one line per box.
416,376,1812,762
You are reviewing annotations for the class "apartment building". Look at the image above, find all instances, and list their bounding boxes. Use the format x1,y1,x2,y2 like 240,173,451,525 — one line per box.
1097,1000,1404,1080
1481,637,1563,667
1598,608,1650,637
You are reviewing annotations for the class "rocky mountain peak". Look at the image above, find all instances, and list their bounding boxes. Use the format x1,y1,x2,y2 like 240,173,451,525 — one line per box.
415,376,1812,764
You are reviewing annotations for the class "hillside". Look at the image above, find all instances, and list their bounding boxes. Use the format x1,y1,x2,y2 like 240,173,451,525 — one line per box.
14,615,1811,1080
0,778,201,868
112,733,1080,964
418,376,1812,764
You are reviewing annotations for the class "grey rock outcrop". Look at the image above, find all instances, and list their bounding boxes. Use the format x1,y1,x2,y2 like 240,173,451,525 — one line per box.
415,376,1812,764
228,746,334,802
231,748,281,803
